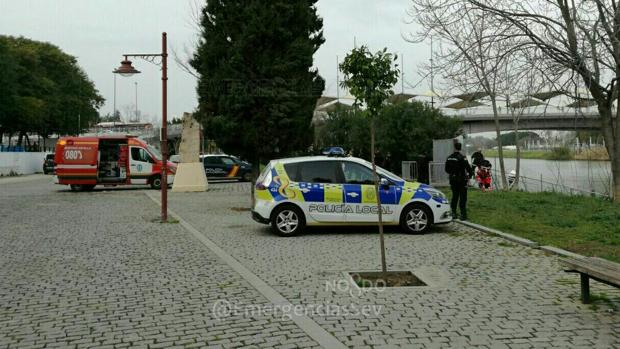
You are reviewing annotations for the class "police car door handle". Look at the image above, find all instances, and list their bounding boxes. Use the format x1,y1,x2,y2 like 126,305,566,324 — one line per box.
347,192,359,197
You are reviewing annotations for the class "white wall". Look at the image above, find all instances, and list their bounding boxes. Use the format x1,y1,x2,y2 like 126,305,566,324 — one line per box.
0,152,49,175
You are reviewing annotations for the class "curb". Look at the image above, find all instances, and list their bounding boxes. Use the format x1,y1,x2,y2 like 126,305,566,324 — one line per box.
144,191,348,349
456,221,592,260
456,220,539,248
539,245,586,259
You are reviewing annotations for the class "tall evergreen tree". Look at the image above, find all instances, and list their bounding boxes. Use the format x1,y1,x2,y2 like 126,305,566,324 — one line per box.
191,0,325,170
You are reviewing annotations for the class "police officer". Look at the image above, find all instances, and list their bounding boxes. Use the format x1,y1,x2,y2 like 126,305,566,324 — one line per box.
445,142,474,220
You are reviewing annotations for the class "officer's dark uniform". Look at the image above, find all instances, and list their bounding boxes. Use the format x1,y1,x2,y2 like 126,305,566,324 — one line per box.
445,151,474,220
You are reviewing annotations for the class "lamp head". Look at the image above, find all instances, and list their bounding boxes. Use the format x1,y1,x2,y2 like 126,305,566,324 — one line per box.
114,59,141,77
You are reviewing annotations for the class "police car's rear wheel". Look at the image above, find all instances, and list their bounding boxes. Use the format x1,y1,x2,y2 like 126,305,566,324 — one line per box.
400,203,432,234
271,205,305,236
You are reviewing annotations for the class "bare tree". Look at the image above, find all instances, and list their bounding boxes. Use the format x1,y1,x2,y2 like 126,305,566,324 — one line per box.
504,49,551,189
462,0,620,201
406,0,524,188
171,0,201,79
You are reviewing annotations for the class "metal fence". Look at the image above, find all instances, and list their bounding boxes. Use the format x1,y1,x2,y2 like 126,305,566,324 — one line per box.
401,161,418,181
489,168,612,200
429,162,449,187
428,161,612,200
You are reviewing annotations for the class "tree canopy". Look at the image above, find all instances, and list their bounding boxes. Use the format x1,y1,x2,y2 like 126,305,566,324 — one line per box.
0,35,104,141
497,131,542,147
339,47,399,117
315,101,463,173
190,0,325,165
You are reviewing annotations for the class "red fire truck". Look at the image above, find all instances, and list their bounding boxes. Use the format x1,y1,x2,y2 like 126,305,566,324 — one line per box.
54,135,176,191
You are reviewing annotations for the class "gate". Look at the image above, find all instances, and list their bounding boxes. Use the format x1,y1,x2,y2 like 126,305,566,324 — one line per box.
401,161,418,181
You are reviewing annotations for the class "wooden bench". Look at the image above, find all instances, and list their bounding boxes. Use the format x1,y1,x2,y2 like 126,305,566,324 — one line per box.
562,257,620,304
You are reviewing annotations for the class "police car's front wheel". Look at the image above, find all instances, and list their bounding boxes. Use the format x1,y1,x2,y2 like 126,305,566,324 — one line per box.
400,203,432,234
271,205,305,236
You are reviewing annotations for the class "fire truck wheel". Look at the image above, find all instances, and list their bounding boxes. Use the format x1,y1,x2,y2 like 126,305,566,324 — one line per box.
150,176,162,189
70,184,95,192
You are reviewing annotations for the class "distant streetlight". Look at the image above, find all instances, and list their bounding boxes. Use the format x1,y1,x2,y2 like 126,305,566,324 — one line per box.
113,73,117,120
113,32,169,222
134,81,138,122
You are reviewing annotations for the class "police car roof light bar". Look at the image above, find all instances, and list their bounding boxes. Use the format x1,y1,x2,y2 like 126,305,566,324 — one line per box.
322,146,346,157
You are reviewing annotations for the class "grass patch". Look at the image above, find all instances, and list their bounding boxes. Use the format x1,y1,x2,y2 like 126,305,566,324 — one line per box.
590,293,618,311
555,278,578,285
151,218,180,224
459,190,620,263
230,207,251,212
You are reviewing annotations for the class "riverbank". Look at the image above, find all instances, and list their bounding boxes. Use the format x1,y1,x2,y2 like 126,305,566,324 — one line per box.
461,190,619,263
484,148,609,161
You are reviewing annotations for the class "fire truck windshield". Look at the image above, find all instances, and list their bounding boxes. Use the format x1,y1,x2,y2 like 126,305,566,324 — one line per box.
146,144,162,161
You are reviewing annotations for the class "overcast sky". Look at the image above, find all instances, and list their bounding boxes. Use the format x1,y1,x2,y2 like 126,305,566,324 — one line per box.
0,0,430,123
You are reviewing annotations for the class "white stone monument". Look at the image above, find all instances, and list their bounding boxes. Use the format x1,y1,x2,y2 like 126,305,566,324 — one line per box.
172,113,208,192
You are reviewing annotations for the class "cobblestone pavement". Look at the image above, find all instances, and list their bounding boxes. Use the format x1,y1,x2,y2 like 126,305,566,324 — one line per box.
1,178,619,349
167,182,620,349
0,178,319,349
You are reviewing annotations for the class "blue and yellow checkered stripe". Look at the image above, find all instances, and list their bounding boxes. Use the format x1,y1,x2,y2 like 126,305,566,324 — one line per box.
255,163,433,205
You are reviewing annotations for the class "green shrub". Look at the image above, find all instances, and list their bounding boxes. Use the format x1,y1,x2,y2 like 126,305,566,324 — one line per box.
548,147,572,160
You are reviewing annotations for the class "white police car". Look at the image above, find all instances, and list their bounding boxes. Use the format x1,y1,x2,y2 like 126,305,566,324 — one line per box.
252,153,452,236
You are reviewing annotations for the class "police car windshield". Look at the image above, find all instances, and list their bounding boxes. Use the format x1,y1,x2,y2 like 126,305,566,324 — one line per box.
146,144,162,161
361,160,402,182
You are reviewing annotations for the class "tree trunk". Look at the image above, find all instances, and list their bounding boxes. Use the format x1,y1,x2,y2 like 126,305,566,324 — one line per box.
599,102,618,202
612,156,620,203
370,118,387,274
17,132,24,148
513,118,520,190
490,96,508,188
250,156,260,208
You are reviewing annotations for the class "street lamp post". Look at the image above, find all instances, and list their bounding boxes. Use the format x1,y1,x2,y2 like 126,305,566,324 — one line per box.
114,32,169,222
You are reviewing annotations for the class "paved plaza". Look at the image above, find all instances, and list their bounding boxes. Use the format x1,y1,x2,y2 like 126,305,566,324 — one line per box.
0,176,619,348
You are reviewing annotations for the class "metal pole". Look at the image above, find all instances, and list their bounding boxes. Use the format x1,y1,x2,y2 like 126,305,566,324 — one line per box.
161,32,169,222
135,82,138,122
113,73,117,120
401,54,404,94
540,173,543,192
430,36,434,107
336,55,340,100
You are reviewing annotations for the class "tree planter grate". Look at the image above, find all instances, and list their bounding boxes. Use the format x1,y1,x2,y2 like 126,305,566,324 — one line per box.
349,271,427,288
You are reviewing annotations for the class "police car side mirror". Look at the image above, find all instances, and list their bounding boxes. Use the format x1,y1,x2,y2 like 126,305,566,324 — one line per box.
380,178,390,187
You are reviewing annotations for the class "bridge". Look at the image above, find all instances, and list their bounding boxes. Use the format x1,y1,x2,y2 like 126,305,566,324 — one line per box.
314,95,603,134
453,111,601,134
